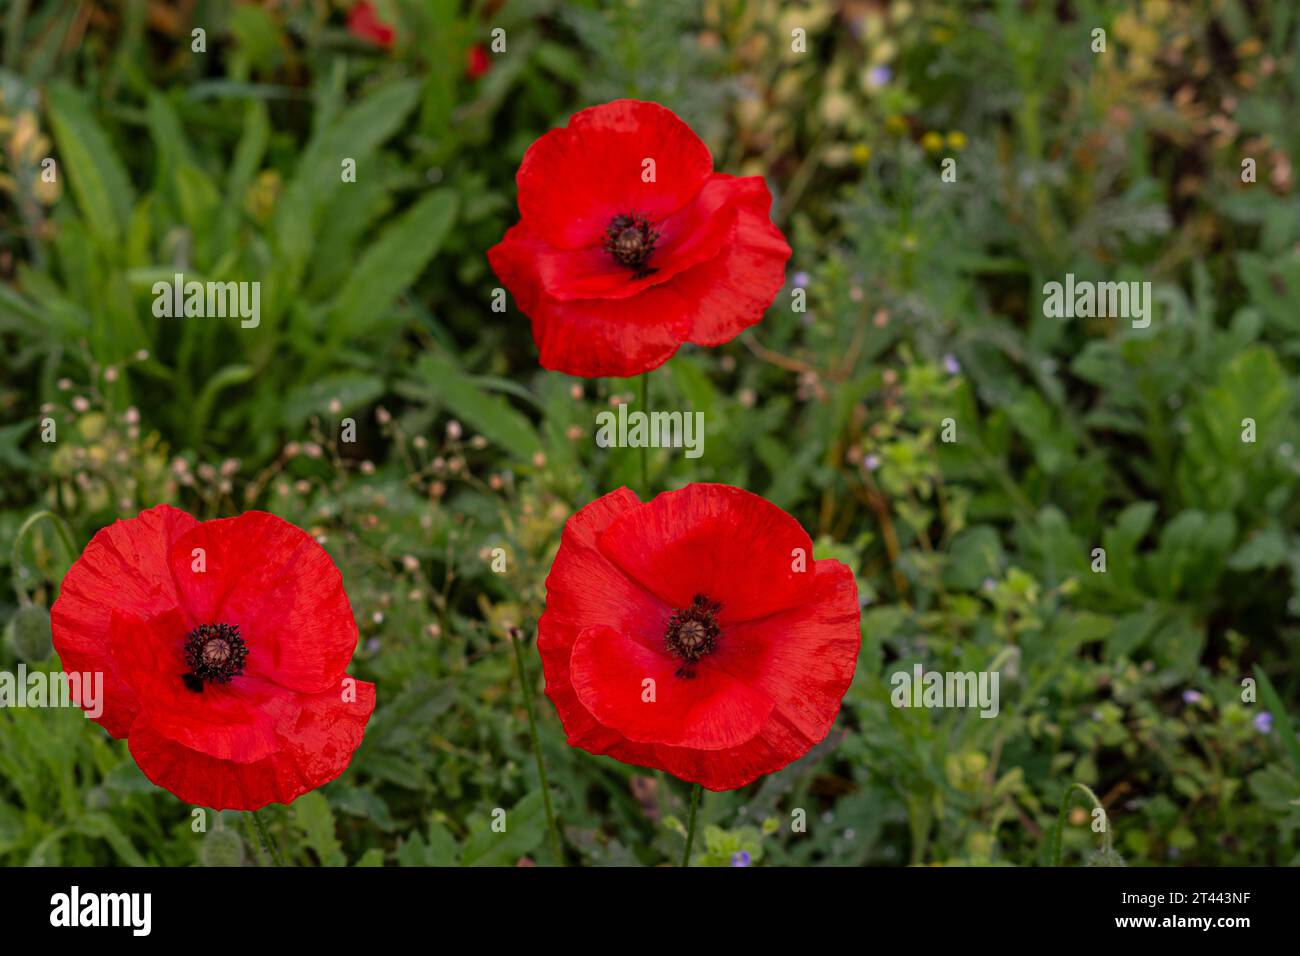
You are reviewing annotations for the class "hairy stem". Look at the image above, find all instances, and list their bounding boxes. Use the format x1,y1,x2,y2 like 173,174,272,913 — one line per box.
681,783,703,867
510,628,563,865
250,809,284,867
1052,782,1110,866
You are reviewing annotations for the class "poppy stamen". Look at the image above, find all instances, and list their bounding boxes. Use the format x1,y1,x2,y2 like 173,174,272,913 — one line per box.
665,594,721,678
604,213,659,279
182,622,248,692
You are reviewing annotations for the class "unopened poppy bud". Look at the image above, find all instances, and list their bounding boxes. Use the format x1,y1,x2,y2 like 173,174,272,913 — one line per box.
1086,846,1127,867
6,605,53,662
200,827,246,867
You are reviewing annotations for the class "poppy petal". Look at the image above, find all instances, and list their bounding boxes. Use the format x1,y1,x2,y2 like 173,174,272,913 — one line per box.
540,489,669,760
108,608,296,762
128,678,376,811
490,223,692,378
570,624,773,749
528,186,739,303
168,512,359,694
50,504,197,737
709,561,861,742
517,99,713,250
679,175,792,346
597,483,816,623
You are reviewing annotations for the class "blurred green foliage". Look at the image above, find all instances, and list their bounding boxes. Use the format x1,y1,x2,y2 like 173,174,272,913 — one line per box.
1,0,1299,866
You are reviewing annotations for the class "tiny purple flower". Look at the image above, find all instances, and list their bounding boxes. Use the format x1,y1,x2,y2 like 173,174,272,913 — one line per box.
792,271,810,289
867,65,892,88
863,454,881,472
943,353,961,375
1182,689,1202,705
1254,711,1273,734
730,850,752,867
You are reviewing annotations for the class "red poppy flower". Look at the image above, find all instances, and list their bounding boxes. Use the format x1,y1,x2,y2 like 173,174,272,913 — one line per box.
347,2,395,48
488,100,792,378
538,484,860,791
467,43,492,79
51,506,375,811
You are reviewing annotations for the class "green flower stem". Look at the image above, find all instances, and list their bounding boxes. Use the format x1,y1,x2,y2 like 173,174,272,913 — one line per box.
681,782,702,867
249,808,284,867
510,628,563,865
242,813,264,866
1051,782,1110,866
640,372,650,494
11,509,76,605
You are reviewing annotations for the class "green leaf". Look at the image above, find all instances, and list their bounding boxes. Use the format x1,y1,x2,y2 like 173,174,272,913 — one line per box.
409,353,541,460
1005,388,1074,474
943,526,1005,590
46,82,133,242
190,364,255,447
460,792,546,867
282,372,385,428
291,792,345,867
275,79,422,270
1228,528,1289,571
1254,667,1300,779
74,813,147,867
328,190,458,340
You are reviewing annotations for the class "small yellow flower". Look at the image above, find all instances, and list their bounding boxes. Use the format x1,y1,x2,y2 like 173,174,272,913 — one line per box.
920,130,944,153
245,169,282,223
885,114,908,136
945,131,967,150
851,143,872,165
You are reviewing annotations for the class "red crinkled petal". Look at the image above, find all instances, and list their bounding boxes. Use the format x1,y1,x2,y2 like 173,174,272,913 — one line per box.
597,483,816,624
528,183,739,303
108,608,297,762
50,504,198,737
168,512,359,694
489,222,690,378
646,710,833,791
539,485,862,791
488,174,789,378
127,677,376,811
487,222,548,315
679,174,791,346
570,624,774,749
708,561,862,745
539,489,667,766
516,99,713,250
530,287,692,378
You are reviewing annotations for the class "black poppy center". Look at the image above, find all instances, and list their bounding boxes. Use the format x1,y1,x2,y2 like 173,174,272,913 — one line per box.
182,623,248,692
604,213,659,278
665,594,721,678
